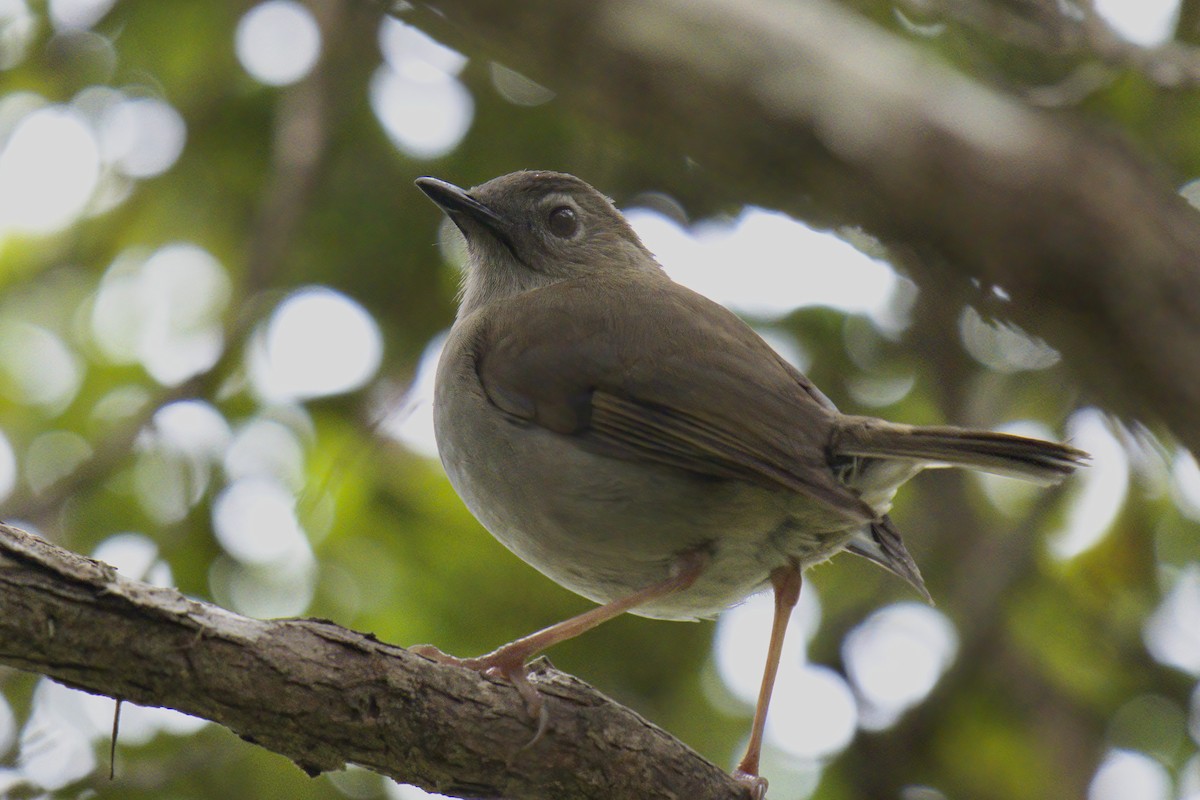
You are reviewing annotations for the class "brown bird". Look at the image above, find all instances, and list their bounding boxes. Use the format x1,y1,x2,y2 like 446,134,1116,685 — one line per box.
414,170,1087,797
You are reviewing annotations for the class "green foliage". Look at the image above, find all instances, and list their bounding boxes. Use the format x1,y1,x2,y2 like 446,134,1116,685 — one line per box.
0,2,1197,799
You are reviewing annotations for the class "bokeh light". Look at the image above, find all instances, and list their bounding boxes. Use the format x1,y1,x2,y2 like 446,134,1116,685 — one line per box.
98,96,187,178
0,692,13,756
0,428,15,502
0,321,82,412
370,18,472,159
381,331,446,460
1049,409,1129,560
489,63,555,106
713,582,821,705
134,401,230,523
93,532,173,586
14,676,206,794
47,0,114,30
1172,449,1200,520
212,477,310,567
327,766,384,799
1094,0,1179,46
843,603,958,730
249,286,383,403
626,206,902,325
765,663,858,759
79,691,207,746
224,416,307,492
209,466,317,618
133,449,196,525
0,87,186,234
150,400,232,464
90,243,231,385
386,780,455,800
18,681,96,789
209,551,317,619
1145,565,1200,676
711,582,858,762
235,0,322,87
0,105,99,235
378,16,466,76
0,1,36,69
1088,749,1171,800
959,307,1060,373
1180,754,1200,799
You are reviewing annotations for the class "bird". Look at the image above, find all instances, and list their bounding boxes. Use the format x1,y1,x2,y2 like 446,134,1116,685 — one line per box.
412,170,1087,797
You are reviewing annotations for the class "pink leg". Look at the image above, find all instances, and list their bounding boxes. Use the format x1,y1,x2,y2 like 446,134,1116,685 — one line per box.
412,551,707,738
732,559,802,800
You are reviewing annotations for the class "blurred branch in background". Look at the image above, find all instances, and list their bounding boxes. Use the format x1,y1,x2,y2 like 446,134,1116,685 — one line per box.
906,0,1200,83
244,1,340,291
408,0,1200,453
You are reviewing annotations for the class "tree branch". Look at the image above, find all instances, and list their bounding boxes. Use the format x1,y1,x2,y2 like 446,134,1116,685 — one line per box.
907,0,1200,87
0,523,748,800
408,0,1200,453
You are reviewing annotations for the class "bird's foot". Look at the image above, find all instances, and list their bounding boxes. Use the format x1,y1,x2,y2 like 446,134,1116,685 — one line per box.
731,769,769,800
410,642,550,749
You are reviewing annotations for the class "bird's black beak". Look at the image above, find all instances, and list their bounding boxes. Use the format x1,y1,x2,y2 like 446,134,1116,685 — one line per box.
415,177,514,251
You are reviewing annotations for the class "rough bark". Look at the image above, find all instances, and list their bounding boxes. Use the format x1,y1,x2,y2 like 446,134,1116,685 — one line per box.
409,0,1200,453
0,523,747,800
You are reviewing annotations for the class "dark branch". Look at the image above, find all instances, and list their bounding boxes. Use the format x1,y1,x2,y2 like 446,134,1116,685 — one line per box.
407,0,1200,453
907,0,1200,86
0,523,748,800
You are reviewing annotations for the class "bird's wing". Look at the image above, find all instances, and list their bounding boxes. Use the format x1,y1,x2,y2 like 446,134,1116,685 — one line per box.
472,272,876,524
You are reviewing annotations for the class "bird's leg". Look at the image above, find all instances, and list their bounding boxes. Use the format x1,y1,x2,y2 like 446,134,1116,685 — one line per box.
732,559,802,800
412,550,707,740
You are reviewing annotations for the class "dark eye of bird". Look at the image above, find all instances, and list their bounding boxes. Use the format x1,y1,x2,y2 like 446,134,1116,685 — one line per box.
546,205,579,238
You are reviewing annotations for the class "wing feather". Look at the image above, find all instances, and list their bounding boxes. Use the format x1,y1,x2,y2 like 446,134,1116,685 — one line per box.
473,273,876,524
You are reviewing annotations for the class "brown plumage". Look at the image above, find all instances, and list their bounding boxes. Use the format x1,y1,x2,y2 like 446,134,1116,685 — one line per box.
414,171,1088,795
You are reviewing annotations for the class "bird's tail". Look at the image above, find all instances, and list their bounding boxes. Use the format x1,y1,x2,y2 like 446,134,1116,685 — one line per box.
832,416,1089,485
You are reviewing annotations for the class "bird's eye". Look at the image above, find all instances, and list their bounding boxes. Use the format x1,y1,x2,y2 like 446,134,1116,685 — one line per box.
546,205,579,238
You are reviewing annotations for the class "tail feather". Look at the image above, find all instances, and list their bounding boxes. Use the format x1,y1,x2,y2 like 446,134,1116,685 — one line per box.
846,515,931,603
832,416,1089,485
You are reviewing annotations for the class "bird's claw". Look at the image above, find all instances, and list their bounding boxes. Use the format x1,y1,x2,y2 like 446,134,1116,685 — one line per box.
409,643,550,749
732,770,768,800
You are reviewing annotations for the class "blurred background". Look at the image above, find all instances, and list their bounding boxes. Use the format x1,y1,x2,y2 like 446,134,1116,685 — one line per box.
1,1,1198,798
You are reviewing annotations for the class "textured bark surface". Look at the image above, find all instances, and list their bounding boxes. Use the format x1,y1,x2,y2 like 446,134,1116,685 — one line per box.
410,0,1200,453
0,523,748,800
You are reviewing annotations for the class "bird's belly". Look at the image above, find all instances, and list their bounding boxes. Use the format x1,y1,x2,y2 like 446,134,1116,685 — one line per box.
434,377,857,620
